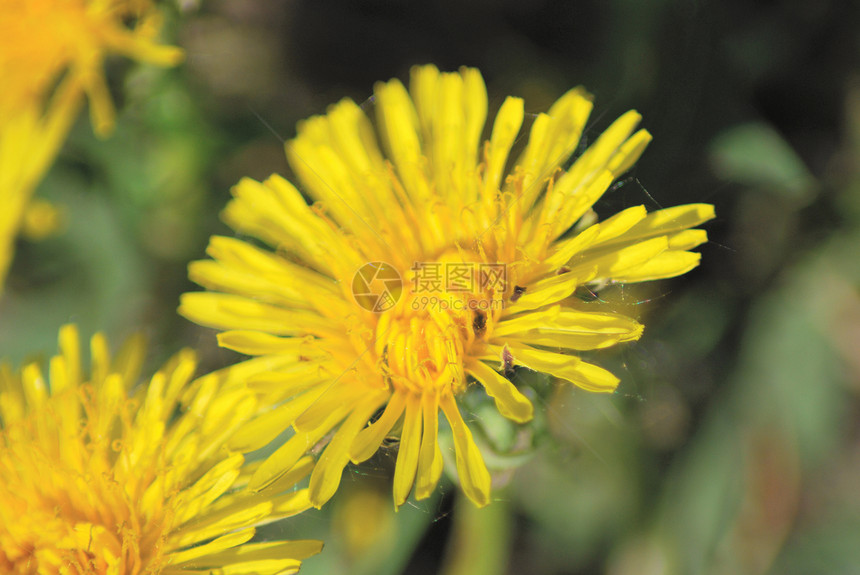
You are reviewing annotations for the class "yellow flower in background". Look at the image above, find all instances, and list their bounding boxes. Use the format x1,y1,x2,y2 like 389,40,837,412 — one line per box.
0,325,322,574
0,0,184,293
180,64,715,508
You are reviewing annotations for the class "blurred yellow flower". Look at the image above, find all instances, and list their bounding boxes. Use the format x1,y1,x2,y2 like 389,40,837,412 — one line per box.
180,64,714,508
0,325,321,574
0,0,184,293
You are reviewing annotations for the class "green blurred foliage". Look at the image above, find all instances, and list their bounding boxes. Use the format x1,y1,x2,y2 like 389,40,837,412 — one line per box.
3,0,860,574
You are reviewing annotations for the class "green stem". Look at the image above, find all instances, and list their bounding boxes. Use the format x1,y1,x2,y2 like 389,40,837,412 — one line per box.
442,495,512,575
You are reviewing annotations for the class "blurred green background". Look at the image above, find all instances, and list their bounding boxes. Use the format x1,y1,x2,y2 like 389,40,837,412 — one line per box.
3,0,859,573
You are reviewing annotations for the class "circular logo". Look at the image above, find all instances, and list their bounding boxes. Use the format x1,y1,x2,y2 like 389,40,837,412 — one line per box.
352,262,402,312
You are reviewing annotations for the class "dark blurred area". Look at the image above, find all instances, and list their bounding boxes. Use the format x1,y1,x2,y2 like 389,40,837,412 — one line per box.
3,0,859,573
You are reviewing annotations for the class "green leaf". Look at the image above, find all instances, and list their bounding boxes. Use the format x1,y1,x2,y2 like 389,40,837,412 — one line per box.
709,122,817,201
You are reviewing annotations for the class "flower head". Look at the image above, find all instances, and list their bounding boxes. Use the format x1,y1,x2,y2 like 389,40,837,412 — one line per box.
0,0,184,292
0,0,184,135
0,325,321,574
180,64,714,508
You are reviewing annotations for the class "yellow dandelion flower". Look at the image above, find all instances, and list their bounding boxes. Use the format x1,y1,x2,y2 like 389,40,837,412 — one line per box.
0,0,184,292
180,64,715,508
0,325,322,574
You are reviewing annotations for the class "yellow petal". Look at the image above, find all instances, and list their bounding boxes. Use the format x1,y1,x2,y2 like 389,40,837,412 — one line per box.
590,205,648,244
502,345,620,392
171,501,273,549
272,489,314,517
595,203,715,248
350,390,407,463
217,331,311,357
541,224,602,270
569,235,669,279
169,527,256,566
466,359,534,423
197,540,323,567
188,259,311,310
415,391,444,500
293,382,370,433
495,307,643,350
287,136,388,255
579,110,643,177
59,324,81,390
484,96,524,196
309,391,387,507
506,269,593,312
613,250,702,283
229,384,328,452
248,407,350,493
257,456,316,494
667,229,709,250
179,292,336,337
439,393,491,507
393,393,422,507
173,453,244,526
461,66,488,174
243,364,331,397
607,128,652,178
549,169,616,240
410,64,441,140
374,78,428,203
206,235,338,294
516,87,594,209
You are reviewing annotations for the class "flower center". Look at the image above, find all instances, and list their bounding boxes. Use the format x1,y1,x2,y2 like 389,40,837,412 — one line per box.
371,253,507,396
376,307,467,396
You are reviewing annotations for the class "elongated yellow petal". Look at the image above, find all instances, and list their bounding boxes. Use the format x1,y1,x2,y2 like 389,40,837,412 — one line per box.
541,224,602,271
516,87,594,210
375,78,427,203
501,345,620,392
440,393,491,507
410,63,441,141
568,236,669,279
229,384,328,452
293,382,371,433
393,393,423,507
248,406,350,493
179,292,338,337
668,229,709,250
309,391,388,507
171,501,274,550
484,96,524,196
590,205,648,243
272,489,314,517
506,270,594,312
549,169,617,240
351,390,407,463
173,453,244,526
612,250,703,283
495,307,643,350
466,359,534,423
415,391,444,500
607,129,652,178
243,365,331,398
612,203,715,243
169,528,256,566
217,331,312,356
197,540,324,567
